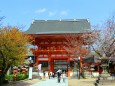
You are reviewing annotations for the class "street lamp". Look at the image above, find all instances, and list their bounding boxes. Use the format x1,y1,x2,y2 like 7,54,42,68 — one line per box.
78,57,80,79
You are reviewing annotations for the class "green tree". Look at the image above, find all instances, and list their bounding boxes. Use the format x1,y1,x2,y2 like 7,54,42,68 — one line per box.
0,26,32,84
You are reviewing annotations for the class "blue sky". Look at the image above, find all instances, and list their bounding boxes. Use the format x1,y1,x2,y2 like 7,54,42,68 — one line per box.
0,0,115,31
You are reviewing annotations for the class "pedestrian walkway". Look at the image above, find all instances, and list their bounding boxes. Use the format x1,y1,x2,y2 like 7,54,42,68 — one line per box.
32,78,68,86
68,78,95,86
3,77,115,86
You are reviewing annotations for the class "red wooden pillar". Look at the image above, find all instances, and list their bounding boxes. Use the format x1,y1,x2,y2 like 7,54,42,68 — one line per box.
48,56,51,72
36,56,39,66
80,56,83,73
52,60,54,72
67,57,70,77
50,59,54,72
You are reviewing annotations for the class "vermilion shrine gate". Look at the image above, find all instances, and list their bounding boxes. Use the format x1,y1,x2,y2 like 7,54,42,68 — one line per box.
25,19,90,76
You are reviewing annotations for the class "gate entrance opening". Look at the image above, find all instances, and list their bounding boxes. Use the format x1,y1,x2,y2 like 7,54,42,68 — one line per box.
54,60,68,73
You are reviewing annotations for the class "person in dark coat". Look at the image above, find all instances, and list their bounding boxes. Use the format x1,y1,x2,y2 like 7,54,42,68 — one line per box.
52,72,55,78
48,72,51,79
57,72,61,83
43,71,46,78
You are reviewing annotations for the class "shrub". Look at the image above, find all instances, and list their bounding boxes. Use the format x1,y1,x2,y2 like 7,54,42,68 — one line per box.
5,72,29,81
5,74,13,81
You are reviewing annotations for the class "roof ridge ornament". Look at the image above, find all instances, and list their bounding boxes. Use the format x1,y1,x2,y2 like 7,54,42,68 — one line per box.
32,20,35,24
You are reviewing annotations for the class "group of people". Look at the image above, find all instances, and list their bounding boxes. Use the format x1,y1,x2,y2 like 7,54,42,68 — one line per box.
41,70,67,83
48,72,55,79
57,71,66,83
48,70,67,83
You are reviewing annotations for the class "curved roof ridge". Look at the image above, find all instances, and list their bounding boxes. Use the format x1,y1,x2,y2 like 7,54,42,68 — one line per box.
25,19,91,34
33,19,89,22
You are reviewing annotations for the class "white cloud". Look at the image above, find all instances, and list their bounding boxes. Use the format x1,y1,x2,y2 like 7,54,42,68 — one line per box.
35,9,68,17
60,11,68,16
48,11,57,16
35,8,47,13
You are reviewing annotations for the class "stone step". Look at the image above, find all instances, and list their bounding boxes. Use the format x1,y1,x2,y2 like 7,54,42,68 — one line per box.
96,80,115,85
100,76,115,80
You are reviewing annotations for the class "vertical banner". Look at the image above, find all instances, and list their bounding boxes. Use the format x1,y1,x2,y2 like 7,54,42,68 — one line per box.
29,67,33,80
38,64,42,76
38,64,42,71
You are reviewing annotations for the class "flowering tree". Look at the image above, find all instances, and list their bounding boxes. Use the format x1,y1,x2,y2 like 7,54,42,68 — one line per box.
0,26,32,84
63,33,89,78
84,18,115,60
64,33,89,59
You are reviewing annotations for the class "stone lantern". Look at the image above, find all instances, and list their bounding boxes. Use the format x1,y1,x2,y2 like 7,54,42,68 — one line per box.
100,55,110,79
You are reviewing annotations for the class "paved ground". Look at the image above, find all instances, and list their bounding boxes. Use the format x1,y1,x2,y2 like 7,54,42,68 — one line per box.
68,77,115,86
32,78,68,86
2,77,68,86
2,77,115,86
68,78,95,86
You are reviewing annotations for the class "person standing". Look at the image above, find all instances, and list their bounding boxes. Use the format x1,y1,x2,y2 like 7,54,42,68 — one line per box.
48,72,51,79
43,71,46,79
52,72,55,78
50,72,52,79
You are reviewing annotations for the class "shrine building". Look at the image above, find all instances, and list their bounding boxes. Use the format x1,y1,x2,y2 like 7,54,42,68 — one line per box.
25,19,90,76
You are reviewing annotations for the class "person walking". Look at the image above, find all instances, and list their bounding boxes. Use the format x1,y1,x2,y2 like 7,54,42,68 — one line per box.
57,72,61,83
50,72,52,79
62,72,66,82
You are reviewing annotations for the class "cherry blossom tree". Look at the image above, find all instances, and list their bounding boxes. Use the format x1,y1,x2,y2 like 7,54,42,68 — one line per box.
85,18,115,60
64,33,89,60
63,33,89,79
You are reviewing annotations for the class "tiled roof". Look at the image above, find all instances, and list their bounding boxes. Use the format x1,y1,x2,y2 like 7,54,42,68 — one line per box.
25,19,90,34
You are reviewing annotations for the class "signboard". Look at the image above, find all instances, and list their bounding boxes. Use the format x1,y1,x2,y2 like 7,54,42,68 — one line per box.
38,58,48,60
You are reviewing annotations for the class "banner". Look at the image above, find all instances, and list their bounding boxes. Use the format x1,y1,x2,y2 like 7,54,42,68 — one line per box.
38,64,42,71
